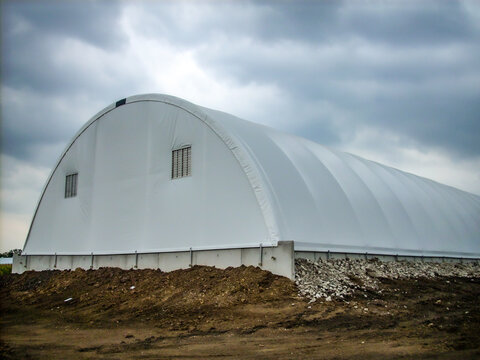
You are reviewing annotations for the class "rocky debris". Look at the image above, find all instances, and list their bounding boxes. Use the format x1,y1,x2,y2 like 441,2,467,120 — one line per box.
295,257,480,302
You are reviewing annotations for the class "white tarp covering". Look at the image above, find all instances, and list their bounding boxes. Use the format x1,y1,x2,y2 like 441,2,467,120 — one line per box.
24,94,480,258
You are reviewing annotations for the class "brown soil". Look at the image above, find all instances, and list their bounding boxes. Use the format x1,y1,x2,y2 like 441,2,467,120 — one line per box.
1,265,479,359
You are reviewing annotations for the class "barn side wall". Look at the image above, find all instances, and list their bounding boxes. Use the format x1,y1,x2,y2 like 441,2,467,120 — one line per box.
12,241,295,279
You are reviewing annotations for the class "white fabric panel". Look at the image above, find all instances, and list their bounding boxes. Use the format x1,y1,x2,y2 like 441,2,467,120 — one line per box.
202,103,480,258
26,121,98,254
89,103,149,252
343,155,419,251
24,94,480,258
25,99,269,254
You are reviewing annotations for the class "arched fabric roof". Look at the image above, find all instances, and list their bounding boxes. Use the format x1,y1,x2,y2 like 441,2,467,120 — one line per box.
200,104,480,258
24,94,480,258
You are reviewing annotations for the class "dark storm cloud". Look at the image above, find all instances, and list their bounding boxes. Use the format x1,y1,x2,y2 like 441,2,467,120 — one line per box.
3,34,86,94
2,29,143,97
2,0,129,95
249,1,475,46
123,1,342,46
197,39,480,156
130,0,475,47
1,0,480,167
361,92,480,156
186,1,480,158
339,1,476,45
234,1,343,43
1,1,149,163
2,0,124,49
1,89,82,165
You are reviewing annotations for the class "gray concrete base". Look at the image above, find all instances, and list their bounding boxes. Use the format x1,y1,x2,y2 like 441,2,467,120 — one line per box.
12,241,295,279
294,251,480,264
13,245,477,280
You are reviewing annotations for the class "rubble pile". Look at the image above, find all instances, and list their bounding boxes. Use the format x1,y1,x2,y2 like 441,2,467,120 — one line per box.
295,257,480,302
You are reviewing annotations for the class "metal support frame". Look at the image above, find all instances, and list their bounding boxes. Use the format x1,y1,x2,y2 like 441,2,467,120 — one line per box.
54,252,57,268
189,247,193,267
90,252,94,269
259,243,263,266
134,251,138,269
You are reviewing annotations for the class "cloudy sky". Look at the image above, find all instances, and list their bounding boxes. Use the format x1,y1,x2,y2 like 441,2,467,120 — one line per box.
1,0,480,252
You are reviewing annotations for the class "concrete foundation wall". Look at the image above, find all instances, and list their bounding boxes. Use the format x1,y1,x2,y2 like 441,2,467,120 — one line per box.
14,244,476,280
12,241,295,279
294,251,479,264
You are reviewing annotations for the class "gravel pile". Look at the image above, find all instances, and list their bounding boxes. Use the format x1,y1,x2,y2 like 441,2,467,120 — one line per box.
295,257,480,302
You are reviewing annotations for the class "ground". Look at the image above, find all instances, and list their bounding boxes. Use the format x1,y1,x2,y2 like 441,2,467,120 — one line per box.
1,265,479,359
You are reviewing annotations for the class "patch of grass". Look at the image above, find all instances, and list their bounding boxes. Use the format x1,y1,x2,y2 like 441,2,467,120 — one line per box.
0,264,12,275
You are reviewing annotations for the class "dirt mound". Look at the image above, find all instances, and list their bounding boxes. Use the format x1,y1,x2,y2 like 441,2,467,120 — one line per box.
1,265,480,359
1,265,297,329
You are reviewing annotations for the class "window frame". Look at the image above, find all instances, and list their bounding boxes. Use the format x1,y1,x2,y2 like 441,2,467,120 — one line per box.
171,146,192,179
65,173,78,198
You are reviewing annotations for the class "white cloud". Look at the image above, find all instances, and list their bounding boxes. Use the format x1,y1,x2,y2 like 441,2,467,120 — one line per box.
119,11,290,127
0,155,51,251
1,155,49,214
0,212,30,252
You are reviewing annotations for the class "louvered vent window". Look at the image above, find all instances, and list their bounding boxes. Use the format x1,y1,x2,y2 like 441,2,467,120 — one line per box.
171,146,191,179
65,173,78,198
